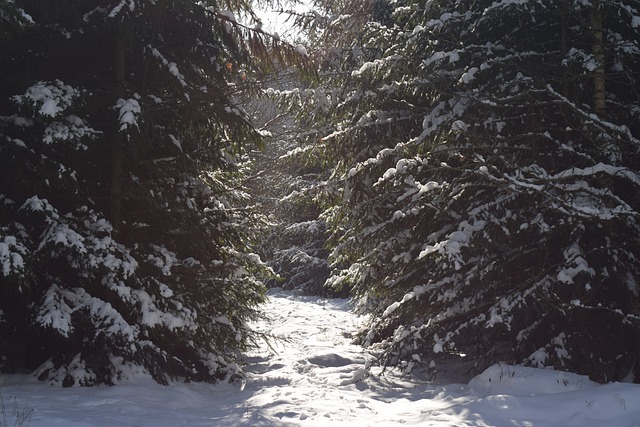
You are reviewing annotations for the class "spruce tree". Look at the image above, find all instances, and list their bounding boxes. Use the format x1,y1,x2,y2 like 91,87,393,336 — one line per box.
0,0,299,385
289,0,640,382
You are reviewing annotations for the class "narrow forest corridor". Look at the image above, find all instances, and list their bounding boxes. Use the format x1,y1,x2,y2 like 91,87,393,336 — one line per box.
2,1,640,425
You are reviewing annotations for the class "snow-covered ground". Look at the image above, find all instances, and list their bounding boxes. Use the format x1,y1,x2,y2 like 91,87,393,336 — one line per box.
1,288,639,426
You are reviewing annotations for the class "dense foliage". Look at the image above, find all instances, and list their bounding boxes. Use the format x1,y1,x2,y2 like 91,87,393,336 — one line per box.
245,78,335,296
282,0,640,382
251,141,334,295
0,0,302,386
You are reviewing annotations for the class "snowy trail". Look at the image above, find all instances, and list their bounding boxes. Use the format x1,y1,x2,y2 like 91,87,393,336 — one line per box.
238,292,458,426
241,290,402,425
1,288,640,426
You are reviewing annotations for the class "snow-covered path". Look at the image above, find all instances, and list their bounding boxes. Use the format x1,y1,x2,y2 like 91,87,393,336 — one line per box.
1,289,640,426
241,290,374,424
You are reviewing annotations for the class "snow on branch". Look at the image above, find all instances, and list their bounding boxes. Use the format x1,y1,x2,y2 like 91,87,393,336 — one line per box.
557,242,595,285
13,80,81,118
37,285,73,337
551,163,640,186
0,235,27,277
108,0,136,18
37,284,138,340
114,97,142,132
38,221,86,253
133,287,195,331
418,220,486,267
545,84,640,144
148,45,188,87
43,115,99,147
19,195,59,219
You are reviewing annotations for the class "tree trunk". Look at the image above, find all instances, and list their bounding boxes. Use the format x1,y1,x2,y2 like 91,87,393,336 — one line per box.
109,31,126,237
560,2,572,143
590,4,606,114
560,3,570,99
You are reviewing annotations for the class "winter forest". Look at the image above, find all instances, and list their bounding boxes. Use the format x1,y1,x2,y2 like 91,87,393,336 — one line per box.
2,0,640,417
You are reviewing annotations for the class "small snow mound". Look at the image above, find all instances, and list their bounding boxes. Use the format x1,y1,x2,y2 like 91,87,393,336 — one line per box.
306,353,360,368
340,367,369,385
295,44,309,57
468,364,597,397
217,9,236,22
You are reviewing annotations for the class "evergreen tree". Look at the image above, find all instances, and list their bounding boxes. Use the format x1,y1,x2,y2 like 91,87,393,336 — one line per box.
288,0,640,382
0,0,300,386
253,137,335,295
254,0,381,296
244,69,336,296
